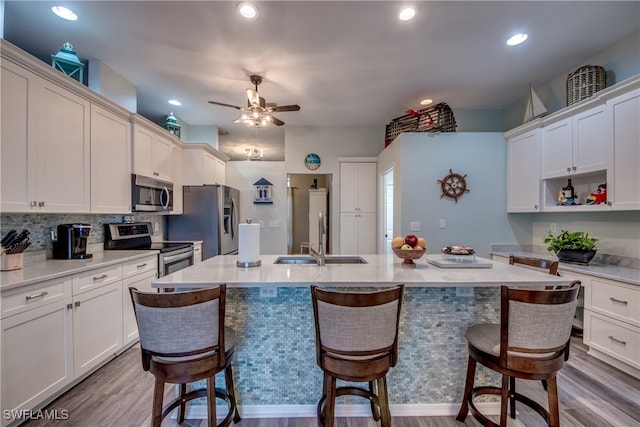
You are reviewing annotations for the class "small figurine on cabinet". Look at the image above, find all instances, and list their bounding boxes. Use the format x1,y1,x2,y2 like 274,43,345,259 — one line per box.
586,183,607,205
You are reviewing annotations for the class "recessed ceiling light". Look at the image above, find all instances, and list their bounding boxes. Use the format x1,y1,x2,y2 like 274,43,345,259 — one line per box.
168,99,182,106
506,33,528,46
238,2,258,20
51,6,78,21
398,6,416,21
420,98,433,106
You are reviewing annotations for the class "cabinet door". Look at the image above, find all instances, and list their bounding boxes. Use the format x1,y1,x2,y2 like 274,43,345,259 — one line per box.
171,143,184,214
357,212,377,254
203,152,217,184
574,105,609,174
1,300,73,419
339,213,359,254
609,90,640,210
37,80,91,212
542,118,573,178
214,157,226,185
90,105,131,213
0,60,38,212
340,163,359,212
507,130,541,212
73,282,122,378
132,125,155,178
154,134,173,182
122,270,156,346
358,163,377,213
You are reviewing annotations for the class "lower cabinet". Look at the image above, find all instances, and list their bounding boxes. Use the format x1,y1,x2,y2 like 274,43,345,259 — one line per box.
122,256,157,346
339,212,376,254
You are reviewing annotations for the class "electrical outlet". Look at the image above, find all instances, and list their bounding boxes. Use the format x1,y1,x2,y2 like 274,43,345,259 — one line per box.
456,287,474,297
259,220,264,228
410,222,421,231
260,287,278,298
439,219,446,229
50,229,57,242
550,223,557,233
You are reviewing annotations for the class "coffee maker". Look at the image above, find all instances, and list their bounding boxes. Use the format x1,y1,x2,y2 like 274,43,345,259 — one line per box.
53,224,93,259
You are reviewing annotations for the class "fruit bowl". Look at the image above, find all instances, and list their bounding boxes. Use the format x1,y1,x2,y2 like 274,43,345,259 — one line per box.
392,248,426,267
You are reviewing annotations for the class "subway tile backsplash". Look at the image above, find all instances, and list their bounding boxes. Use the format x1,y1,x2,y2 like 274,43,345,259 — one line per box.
0,213,165,252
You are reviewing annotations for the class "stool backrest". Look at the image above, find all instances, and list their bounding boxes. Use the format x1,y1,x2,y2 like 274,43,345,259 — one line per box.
501,281,580,367
509,255,559,276
311,285,404,366
130,285,226,367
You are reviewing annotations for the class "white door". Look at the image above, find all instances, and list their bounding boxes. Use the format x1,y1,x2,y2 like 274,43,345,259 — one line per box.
382,168,394,255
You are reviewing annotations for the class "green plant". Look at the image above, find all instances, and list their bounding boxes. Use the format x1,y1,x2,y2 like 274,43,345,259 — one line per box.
544,230,598,253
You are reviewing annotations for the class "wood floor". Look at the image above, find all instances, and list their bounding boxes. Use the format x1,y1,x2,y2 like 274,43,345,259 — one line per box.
21,337,640,427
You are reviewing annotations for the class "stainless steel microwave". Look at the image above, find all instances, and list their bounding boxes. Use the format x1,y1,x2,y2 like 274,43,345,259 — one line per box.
131,174,173,212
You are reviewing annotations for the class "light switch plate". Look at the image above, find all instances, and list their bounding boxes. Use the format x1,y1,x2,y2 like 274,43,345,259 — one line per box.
410,222,421,231
260,287,278,298
439,219,446,229
456,287,474,297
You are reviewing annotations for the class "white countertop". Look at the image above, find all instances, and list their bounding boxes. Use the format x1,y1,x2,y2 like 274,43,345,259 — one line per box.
1,250,159,292
151,254,572,289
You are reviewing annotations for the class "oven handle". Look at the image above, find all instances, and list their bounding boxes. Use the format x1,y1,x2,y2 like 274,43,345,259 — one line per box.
162,250,194,264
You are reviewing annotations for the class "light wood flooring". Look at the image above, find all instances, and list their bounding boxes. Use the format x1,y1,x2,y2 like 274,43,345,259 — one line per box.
22,337,640,427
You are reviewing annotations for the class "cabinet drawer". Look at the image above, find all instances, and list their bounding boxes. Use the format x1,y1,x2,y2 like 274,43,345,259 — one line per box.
590,278,639,326
1,277,72,319
73,264,122,295
585,311,639,369
122,255,157,279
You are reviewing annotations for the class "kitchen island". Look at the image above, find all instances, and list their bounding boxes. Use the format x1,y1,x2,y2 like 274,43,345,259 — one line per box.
150,254,571,417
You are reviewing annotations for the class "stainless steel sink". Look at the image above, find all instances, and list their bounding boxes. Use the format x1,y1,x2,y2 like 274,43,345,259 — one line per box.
273,256,367,265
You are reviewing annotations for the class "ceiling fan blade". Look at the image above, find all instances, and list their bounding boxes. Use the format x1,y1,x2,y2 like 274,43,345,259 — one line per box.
208,101,242,110
271,116,285,126
269,104,301,112
247,89,260,107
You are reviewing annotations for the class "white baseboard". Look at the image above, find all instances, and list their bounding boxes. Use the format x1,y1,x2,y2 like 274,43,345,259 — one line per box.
180,402,501,419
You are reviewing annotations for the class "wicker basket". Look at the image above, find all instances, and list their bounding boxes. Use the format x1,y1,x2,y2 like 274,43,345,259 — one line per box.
566,65,606,106
385,102,456,147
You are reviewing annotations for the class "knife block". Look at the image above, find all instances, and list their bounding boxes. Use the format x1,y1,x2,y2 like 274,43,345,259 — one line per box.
1,252,23,271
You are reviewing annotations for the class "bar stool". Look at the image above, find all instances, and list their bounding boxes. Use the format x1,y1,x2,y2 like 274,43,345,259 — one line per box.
456,281,580,427
311,285,404,427
129,285,241,427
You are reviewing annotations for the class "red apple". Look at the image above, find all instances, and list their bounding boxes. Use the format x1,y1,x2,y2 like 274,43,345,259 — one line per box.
404,234,418,247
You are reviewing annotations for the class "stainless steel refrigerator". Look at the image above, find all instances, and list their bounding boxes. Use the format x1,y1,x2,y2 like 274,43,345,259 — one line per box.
166,185,239,260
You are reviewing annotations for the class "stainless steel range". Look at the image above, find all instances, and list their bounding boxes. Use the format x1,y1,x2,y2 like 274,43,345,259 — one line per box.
104,222,194,277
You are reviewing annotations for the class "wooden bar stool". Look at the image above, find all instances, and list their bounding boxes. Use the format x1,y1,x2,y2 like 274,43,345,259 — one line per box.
311,285,404,427
130,285,241,427
456,281,580,427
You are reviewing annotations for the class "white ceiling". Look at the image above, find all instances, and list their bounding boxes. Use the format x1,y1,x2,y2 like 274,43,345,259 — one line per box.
4,1,639,160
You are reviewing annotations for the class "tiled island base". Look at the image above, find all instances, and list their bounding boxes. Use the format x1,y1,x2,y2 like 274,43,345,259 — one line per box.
186,286,502,417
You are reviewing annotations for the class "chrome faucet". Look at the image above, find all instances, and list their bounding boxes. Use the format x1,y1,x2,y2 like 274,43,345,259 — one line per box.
309,211,325,266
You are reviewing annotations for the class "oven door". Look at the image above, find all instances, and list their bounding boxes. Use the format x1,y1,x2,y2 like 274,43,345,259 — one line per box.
158,246,194,277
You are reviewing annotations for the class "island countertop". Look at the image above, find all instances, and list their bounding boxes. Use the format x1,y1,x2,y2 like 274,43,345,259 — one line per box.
152,253,572,289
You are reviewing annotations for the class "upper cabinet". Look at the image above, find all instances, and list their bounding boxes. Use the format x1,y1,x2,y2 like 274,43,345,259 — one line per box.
506,75,639,213
1,56,91,213
181,143,229,186
340,162,376,213
170,142,184,215
131,114,174,182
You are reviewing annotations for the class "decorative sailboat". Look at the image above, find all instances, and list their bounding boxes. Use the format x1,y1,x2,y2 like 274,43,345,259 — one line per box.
523,85,548,123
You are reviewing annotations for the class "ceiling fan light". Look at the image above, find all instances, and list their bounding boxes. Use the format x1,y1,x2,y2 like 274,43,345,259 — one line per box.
238,3,258,20
398,6,416,21
507,33,528,46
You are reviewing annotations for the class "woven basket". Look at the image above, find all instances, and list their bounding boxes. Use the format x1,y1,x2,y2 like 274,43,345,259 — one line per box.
566,65,606,106
385,102,456,147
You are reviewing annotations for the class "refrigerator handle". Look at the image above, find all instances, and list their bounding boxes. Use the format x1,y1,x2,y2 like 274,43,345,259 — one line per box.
231,198,238,240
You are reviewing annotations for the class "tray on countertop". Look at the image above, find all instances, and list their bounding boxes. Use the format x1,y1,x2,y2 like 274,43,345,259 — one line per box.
426,255,492,268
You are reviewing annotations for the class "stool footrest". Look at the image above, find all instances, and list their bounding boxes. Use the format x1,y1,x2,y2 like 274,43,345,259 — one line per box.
468,385,551,427
161,386,237,427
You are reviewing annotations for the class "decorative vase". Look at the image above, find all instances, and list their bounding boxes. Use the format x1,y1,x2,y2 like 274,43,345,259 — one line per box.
556,249,597,265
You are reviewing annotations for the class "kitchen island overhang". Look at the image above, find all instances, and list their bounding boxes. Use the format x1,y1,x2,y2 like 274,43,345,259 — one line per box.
148,254,572,417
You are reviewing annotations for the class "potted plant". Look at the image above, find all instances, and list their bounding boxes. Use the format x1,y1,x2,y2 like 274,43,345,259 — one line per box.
544,229,599,264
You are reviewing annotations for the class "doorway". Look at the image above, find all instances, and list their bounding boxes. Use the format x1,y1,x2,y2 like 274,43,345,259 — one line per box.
286,174,333,255
382,168,394,255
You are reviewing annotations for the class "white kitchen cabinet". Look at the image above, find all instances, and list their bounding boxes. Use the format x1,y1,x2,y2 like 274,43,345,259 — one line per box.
339,212,376,254
170,142,184,214
181,143,228,186
132,114,173,182
0,58,91,213
506,128,542,212
608,89,640,210
90,104,132,213
122,255,157,346
1,278,73,426
542,104,610,179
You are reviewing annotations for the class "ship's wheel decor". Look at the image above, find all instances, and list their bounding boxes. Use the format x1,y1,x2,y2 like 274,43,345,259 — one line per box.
438,169,469,203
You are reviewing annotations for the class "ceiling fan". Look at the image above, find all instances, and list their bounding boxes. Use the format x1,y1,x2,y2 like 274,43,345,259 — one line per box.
208,75,300,127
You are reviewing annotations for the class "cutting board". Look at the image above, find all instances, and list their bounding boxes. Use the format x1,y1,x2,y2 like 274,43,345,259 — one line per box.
425,255,493,268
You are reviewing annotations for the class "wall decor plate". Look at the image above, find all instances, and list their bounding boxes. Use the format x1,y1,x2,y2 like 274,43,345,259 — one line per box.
304,153,321,170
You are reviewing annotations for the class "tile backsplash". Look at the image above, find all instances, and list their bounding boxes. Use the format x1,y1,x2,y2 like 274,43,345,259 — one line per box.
0,213,166,252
